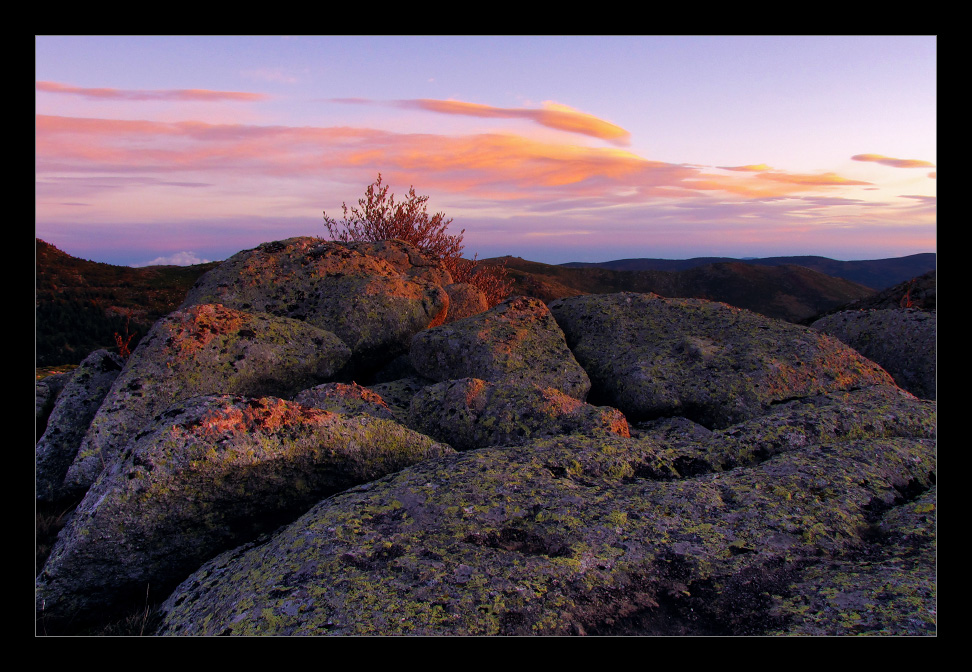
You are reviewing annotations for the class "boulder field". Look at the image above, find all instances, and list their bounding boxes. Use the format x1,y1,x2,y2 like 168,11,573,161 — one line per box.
35,237,936,635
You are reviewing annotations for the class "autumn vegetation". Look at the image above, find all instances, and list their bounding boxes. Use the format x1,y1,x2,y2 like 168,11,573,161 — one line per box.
323,174,512,306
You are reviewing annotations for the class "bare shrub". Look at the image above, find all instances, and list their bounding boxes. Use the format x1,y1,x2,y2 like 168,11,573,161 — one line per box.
324,174,512,306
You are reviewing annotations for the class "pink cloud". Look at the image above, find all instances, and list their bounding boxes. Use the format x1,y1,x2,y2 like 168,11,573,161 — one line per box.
35,114,897,214
332,98,632,145
36,80,268,102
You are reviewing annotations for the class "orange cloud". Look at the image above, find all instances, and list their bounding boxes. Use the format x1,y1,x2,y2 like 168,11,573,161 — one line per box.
36,81,268,102
338,98,632,145
717,164,773,172
36,113,888,209
851,153,935,169
756,171,872,186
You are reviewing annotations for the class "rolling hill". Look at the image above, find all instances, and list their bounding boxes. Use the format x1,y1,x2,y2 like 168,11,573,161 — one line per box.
560,252,935,291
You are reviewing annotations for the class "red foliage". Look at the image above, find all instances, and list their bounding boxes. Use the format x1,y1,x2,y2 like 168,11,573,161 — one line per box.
324,174,512,306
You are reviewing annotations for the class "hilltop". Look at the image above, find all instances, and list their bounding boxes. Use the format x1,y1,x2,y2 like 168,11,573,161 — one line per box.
480,256,880,323
35,239,220,367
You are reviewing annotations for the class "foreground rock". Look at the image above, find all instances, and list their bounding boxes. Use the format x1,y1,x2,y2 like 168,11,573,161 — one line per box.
36,350,124,503
811,308,936,400
407,378,629,451
156,387,934,636
36,395,453,633
59,304,350,500
180,237,450,373
410,295,591,400
548,292,896,428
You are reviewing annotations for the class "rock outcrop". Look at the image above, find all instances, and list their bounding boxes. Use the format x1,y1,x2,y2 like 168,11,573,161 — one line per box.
35,237,936,637
811,308,936,400
59,303,351,500
36,395,453,632
548,292,896,428
155,387,934,636
180,237,450,374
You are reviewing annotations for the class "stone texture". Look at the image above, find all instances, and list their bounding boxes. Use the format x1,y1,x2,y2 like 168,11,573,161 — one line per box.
180,237,450,372
36,350,124,503
155,387,934,636
60,304,350,499
811,308,936,400
36,394,454,632
548,292,897,428
407,378,629,451
442,283,489,323
294,382,398,421
410,295,590,400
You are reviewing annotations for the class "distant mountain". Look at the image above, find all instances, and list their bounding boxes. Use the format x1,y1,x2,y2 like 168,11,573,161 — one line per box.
35,239,220,366
560,253,936,291
480,256,877,323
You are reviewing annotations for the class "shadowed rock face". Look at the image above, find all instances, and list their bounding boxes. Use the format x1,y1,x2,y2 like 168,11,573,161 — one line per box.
548,292,896,428
59,304,351,501
36,350,124,503
180,237,450,373
410,295,591,400
36,395,453,633
811,308,936,400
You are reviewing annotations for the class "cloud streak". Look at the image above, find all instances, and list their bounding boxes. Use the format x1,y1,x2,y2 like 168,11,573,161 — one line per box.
36,113,883,208
332,97,632,145
851,153,935,169
36,81,268,102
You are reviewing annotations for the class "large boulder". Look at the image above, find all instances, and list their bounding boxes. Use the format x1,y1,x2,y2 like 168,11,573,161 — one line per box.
548,292,897,428
36,350,124,503
155,387,935,636
410,296,590,400
60,304,350,500
36,394,453,633
180,237,450,373
407,378,629,451
811,308,936,400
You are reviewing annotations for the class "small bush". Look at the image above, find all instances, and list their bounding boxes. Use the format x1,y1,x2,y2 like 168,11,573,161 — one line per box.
324,174,512,306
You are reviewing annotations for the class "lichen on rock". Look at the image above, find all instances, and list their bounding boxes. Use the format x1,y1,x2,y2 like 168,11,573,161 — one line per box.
36,394,454,632
59,304,351,500
154,391,934,635
549,292,897,428
410,295,591,400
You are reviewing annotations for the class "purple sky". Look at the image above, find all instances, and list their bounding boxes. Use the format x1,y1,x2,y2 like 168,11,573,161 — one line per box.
36,36,936,267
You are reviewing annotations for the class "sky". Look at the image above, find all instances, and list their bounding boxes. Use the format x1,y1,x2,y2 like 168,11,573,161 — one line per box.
35,35,936,267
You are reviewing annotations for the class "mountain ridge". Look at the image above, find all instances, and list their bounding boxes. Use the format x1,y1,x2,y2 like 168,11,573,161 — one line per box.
558,252,935,290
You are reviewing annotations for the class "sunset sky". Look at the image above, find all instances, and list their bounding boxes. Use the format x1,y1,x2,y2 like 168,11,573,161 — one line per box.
35,35,936,267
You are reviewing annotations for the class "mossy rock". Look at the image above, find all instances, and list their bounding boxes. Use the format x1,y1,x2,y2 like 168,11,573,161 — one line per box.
156,390,934,636
549,292,897,428
60,304,350,500
36,394,453,633
407,378,629,450
410,295,590,400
